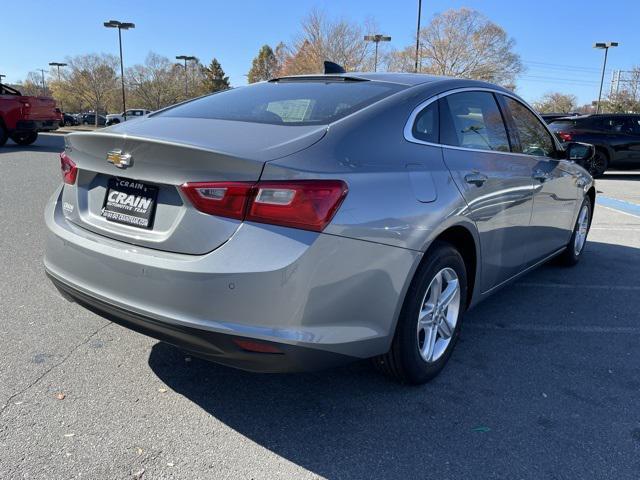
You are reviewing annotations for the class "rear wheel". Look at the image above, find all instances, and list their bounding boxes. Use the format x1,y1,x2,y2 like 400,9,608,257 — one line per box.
0,123,7,147
373,241,467,384
587,149,608,178
11,131,38,146
558,197,592,266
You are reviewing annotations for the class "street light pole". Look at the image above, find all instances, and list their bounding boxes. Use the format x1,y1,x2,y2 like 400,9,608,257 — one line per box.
49,62,67,111
176,55,197,97
415,0,422,73
594,42,618,114
364,35,391,72
104,20,135,120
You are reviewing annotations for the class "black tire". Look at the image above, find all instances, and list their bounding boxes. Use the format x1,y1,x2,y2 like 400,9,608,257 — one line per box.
373,241,468,384
587,149,609,178
11,131,38,146
0,123,8,147
557,197,592,266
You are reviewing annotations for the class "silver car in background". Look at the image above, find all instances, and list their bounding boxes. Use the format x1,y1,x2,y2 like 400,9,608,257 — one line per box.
44,72,595,384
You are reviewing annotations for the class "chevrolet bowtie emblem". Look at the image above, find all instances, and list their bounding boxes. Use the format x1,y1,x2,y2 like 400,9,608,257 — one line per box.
106,149,132,169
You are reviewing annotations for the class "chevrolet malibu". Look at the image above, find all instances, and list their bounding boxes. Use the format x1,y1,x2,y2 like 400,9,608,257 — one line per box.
44,73,595,384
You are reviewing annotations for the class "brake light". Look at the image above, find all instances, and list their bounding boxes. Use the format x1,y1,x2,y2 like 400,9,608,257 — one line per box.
60,152,77,184
180,182,253,220
247,181,348,232
558,132,573,142
180,180,348,232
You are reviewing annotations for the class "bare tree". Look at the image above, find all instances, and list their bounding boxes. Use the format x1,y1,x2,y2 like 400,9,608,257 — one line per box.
13,72,47,97
127,53,182,110
279,9,377,75
533,92,578,113
60,54,119,126
408,8,523,86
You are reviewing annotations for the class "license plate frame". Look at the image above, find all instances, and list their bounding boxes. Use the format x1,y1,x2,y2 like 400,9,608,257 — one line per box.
101,177,159,229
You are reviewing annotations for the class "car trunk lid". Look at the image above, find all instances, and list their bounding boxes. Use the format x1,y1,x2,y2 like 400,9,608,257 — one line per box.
61,117,327,254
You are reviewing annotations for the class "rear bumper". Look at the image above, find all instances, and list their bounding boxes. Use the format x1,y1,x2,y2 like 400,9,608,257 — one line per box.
16,119,58,132
44,186,420,372
48,272,353,372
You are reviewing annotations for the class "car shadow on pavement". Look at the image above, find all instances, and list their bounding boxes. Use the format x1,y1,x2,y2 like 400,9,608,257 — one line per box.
147,240,640,479
1,134,65,154
603,172,640,180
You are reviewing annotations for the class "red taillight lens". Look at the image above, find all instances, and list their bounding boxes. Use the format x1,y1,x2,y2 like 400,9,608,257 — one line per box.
180,180,348,232
247,180,348,232
60,152,77,184
180,182,254,220
558,132,573,142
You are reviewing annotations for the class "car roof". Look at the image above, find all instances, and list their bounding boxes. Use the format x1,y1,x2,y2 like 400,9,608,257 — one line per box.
271,72,452,86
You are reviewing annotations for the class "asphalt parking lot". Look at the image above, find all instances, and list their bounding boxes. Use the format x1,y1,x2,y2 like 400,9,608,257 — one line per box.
1,133,639,480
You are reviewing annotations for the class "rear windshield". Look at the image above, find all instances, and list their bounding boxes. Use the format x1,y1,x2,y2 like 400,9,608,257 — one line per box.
548,120,576,131
156,80,404,125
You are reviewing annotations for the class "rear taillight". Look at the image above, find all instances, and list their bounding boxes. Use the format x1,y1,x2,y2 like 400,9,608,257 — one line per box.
180,182,253,220
60,152,77,185
557,132,573,142
180,180,348,232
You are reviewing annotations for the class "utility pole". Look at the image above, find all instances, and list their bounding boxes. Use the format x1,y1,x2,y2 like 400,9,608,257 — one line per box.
364,35,391,72
38,69,48,96
414,0,422,73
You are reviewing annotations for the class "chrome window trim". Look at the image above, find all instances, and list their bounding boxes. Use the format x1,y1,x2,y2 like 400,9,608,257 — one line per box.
403,86,564,157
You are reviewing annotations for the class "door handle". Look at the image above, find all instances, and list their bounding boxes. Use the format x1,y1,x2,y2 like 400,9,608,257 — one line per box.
532,170,550,182
464,172,488,187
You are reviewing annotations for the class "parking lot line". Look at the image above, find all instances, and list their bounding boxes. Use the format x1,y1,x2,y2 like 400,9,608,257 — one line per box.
466,322,640,334
515,282,640,290
596,197,640,218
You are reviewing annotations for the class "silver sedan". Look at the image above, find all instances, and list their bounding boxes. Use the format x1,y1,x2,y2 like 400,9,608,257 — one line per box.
44,72,595,384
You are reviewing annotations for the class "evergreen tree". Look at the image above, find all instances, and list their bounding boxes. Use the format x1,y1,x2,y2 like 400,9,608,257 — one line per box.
247,45,279,83
202,58,230,92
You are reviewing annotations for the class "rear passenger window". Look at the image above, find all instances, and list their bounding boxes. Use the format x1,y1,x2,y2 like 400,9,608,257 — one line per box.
412,101,439,143
503,97,555,157
440,92,510,152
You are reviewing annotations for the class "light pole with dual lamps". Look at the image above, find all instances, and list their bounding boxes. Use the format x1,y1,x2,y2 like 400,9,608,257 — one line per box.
594,42,618,114
364,35,391,72
104,20,135,120
176,55,197,97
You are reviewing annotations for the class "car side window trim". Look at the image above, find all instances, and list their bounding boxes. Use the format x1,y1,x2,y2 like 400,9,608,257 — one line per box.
404,87,563,158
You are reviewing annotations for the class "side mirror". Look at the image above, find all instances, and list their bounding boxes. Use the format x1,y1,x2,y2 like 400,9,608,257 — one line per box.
564,142,595,163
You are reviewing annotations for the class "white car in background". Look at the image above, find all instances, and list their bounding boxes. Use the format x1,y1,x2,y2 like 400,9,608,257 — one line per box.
106,108,151,126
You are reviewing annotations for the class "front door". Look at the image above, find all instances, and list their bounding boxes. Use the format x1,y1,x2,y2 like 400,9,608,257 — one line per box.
438,91,537,292
498,95,579,262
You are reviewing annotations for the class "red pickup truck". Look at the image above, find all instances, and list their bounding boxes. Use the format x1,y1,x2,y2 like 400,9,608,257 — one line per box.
0,83,60,146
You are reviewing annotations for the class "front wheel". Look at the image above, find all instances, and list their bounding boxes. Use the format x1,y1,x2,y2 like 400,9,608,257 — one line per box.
0,123,7,147
558,197,592,266
373,241,468,384
587,150,608,178
11,131,38,146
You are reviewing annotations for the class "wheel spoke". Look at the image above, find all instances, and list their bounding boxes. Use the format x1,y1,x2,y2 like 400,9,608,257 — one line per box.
438,316,453,339
423,324,438,361
438,279,459,309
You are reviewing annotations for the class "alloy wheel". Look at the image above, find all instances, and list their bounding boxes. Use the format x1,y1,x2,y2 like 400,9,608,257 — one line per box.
574,204,590,256
416,267,461,363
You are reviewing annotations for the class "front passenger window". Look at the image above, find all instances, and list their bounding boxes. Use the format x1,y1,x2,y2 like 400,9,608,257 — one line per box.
503,97,555,157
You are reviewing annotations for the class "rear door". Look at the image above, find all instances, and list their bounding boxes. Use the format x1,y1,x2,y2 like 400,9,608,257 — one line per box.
439,90,537,292
499,95,579,263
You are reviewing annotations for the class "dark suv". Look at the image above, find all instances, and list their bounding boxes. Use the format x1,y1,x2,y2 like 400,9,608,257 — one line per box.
548,114,640,177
